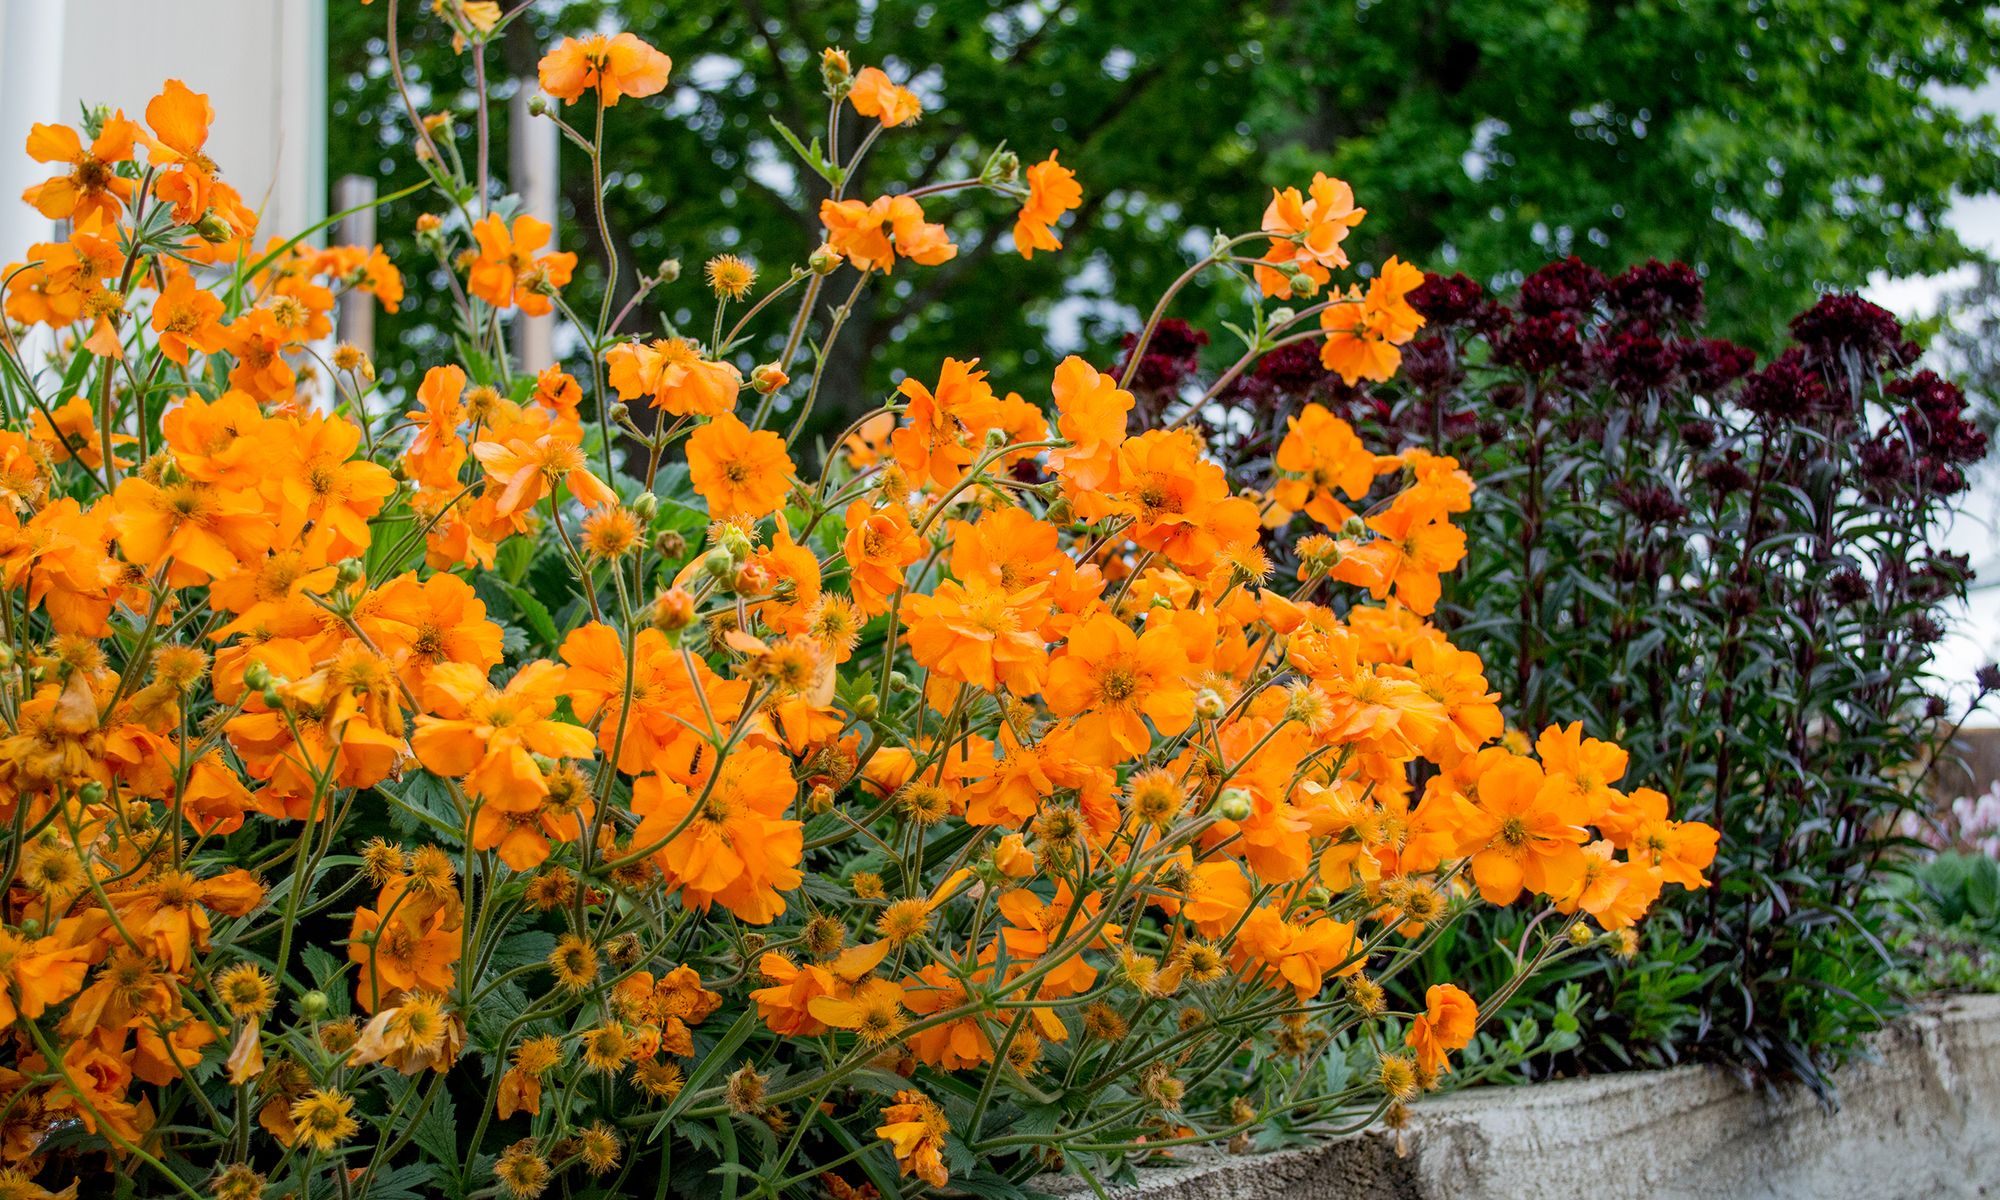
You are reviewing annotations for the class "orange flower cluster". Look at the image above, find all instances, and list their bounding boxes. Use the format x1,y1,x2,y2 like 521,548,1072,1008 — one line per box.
0,18,1714,1200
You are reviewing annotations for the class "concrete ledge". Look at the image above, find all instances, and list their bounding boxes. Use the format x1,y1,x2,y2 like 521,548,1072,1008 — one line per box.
1062,994,2000,1200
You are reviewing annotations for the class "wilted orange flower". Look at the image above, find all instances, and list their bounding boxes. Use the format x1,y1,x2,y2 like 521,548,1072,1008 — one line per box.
538,32,673,106
876,1090,950,1189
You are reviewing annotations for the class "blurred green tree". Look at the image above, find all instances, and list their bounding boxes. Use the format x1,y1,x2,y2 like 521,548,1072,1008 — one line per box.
329,0,2000,432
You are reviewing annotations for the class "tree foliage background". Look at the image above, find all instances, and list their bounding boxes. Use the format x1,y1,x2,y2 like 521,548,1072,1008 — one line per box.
329,0,2000,431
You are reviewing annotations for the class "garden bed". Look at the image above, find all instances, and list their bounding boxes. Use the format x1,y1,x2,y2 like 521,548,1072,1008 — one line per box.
1063,994,2000,1200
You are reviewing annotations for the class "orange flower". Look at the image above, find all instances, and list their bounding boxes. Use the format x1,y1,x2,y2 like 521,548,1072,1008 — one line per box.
467,214,577,316
264,410,396,560
1452,751,1590,905
848,66,921,127
1234,905,1364,998
150,271,227,365
362,570,506,689
876,1090,951,1189
818,195,956,273
891,356,1001,487
607,337,742,416
903,579,1050,694
473,428,618,518
109,475,270,586
1272,403,1383,528
842,501,924,616
1256,172,1365,298
1327,502,1467,617
538,32,673,106
22,113,139,226
404,364,470,487
31,395,133,472
1043,612,1195,763
686,412,794,520
142,80,220,225
411,660,596,814
1014,151,1082,259
1320,256,1427,384
630,745,804,923
1405,983,1477,1075
1044,355,1132,495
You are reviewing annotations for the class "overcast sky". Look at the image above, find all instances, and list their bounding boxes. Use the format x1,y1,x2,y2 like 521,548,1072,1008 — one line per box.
1862,79,2000,720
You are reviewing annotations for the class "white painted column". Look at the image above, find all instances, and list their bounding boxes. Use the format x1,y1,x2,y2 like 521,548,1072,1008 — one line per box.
511,87,559,373
0,0,68,257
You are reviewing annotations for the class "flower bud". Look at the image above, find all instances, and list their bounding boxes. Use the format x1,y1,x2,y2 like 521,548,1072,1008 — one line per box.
701,548,735,580
194,209,234,243
1566,921,1594,947
527,94,553,117
732,562,770,595
750,362,789,395
77,781,106,805
242,661,273,691
656,258,682,284
807,783,835,815
808,244,842,275
1268,306,1296,327
1304,885,1331,908
853,693,879,721
335,559,365,587
719,525,753,562
298,991,330,1020
888,670,913,693
1194,689,1226,721
654,530,688,560
1215,788,1252,822
651,587,697,632
1288,272,1318,299
631,492,659,522
820,47,853,93
260,686,284,709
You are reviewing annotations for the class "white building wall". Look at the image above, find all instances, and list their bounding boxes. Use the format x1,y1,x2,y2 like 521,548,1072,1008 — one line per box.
0,0,326,256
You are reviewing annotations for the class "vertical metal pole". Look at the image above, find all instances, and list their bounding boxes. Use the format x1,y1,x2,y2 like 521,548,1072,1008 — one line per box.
511,87,560,373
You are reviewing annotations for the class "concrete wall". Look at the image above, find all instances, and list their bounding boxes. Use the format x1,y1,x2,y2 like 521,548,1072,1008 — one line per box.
1064,994,2000,1200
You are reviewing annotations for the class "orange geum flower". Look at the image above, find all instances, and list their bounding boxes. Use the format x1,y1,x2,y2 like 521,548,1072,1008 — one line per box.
903,578,1050,695
1320,255,1427,384
1255,172,1366,298
1014,150,1082,259
141,79,220,224
1404,983,1478,1076
1044,354,1133,497
1627,813,1720,891
1117,429,1261,571
411,660,596,811
404,364,470,488
1043,611,1195,763
808,976,909,1044
1328,502,1467,617
538,32,673,107
560,622,739,775
0,928,92,1027
891,356,1000,488
108,474,271,586
22,112,139,226
818,194,957,273
467,213,577,316
686,411,795,520
1534,720,1630,825
30,395,133,472
848,500,932,620
607,337,742,417
264,410,396,559
629,744,804,924
362,571,505,691
1272,403,1383,529
1451,750,1591,906
848,66,922,127
149,270,227,365
1234,905,1364,998
473,428,618,519
1552,840,1662,930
